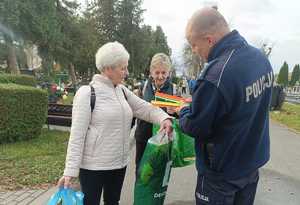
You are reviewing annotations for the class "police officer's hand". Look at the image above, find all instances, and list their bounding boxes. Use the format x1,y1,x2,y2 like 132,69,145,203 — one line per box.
166,106,177,115
167,103,189,115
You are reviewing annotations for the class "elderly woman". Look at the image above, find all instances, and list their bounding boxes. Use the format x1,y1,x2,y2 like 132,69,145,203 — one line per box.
58,42,172,205
134,53,176,173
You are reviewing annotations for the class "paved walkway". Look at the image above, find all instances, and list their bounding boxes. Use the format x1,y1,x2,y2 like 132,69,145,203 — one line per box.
0,189,47,205
1,121,300,204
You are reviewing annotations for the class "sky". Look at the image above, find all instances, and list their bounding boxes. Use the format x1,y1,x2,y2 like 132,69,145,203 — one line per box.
80,0,300,74
141,0,300,73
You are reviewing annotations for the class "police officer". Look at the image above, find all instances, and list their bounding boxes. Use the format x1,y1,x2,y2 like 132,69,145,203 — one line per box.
175,7,273,205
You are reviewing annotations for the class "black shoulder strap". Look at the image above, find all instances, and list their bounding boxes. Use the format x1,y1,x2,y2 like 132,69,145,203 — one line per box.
90,85,96,112
121,87,136,128
90,86,124,113
121,88,127,101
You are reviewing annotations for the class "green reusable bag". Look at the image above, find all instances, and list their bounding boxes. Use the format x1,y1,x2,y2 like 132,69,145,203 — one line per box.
134,132,173,205
153,120,195,168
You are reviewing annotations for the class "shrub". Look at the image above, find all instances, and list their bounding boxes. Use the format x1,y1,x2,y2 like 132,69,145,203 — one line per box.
0,74,37,87
0,83,48,143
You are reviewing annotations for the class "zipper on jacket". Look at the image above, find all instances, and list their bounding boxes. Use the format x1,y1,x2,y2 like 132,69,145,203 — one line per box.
115,88,126,165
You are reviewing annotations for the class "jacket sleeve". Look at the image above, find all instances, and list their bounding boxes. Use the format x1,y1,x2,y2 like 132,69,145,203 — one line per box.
64,86,91,177
122,86,171,125
179,80,227,142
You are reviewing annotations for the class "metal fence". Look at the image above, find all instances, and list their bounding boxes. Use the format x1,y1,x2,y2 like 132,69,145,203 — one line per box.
285,93,300,104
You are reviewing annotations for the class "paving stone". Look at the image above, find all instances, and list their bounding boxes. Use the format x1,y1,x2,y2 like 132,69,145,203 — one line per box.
15,193,31,202
16,196,35,205
7,201,18,205
25,190,36,194
30,190,45,198
0,189,47,205
2,194,19,204
12,191,26,197
0,192,15,200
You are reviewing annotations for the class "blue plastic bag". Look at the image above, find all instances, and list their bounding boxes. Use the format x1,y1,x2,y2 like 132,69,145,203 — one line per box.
47,188,84,205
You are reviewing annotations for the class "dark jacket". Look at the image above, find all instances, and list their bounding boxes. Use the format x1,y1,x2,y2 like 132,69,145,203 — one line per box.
179,30,274,180
134,77,174,142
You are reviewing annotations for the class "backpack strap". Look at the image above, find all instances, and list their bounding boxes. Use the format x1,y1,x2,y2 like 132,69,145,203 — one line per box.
121,87,136,128
121,88,127,100
90,86,125,113
90,85,96,112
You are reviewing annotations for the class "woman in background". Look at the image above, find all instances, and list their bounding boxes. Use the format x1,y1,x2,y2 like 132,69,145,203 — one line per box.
134,53,176,173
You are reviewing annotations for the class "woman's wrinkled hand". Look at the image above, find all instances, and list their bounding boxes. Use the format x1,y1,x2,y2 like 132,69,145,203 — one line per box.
57,176,74,189
159,118,173,136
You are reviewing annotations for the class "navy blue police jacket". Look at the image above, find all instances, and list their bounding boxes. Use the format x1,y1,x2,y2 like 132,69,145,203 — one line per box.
179,30,274,180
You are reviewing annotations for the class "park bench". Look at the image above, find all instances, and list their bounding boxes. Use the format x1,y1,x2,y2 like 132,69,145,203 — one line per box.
47,103,72,127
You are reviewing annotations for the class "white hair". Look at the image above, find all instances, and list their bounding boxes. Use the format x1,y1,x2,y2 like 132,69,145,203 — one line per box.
95,41,130,72
150,53,172,71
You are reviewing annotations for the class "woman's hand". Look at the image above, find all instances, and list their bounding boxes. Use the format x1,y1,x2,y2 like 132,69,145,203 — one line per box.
159,118,173,136
57,176,74,189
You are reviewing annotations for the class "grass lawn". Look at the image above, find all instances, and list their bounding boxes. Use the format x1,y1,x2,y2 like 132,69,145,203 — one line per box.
0,129,69,191
270,102,300,133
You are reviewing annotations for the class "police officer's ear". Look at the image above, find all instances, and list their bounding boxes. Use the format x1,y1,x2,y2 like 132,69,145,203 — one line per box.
204,34,215,46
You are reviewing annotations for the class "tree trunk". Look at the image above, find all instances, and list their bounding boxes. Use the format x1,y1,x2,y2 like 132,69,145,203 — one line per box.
69,63,77,86
7,40,20,74
41,56,52,77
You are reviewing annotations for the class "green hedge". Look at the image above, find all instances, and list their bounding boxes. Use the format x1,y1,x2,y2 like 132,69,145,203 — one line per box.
0,74,37,87
0,84,48,143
